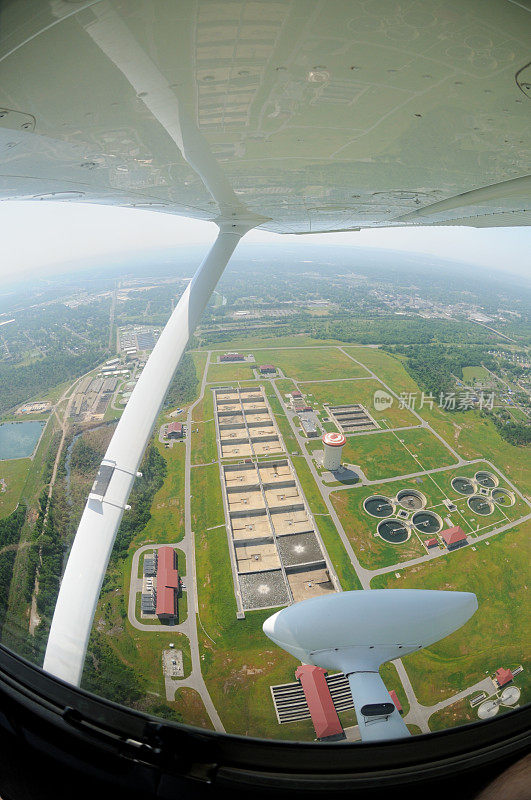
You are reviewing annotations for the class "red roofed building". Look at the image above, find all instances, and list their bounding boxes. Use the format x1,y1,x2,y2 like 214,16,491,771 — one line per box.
389,690,402,713
295,665,345,741
495,668,513,687
259,364,276,374
426,537,439,549
167,421,183,439
220,352,245,362
291,390,302,398
156,547,180,620
441,526,468,550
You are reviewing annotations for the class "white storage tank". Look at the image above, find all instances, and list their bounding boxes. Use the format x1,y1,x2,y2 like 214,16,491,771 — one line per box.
322,431,346,471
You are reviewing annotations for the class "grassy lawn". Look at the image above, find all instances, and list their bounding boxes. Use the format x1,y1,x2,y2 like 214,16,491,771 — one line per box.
343,347,419,386
371,523,530,707
429,697,477,731
317,515,362,591
192,390,218,464
207,363,257,383
274,379,298,396
298,379,417,429
172,688,215,730
253,348,370,382
191,351,208,378
336,428,454,481
387,427,457,471
0,458,31,518
462,366,490,382
381,661,409,717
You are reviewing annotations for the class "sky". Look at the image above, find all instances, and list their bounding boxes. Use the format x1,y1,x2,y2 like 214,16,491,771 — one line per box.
0,201,529,283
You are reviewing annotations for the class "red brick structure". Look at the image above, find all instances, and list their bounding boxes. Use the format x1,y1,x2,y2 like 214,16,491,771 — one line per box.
441,526,468,550
156,547,180,620
495,667,513,687
295,665,345,741
167,421,183,439
389,690,402,713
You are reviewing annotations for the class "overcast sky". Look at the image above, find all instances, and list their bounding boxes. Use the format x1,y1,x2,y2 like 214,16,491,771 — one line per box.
1,201,529,283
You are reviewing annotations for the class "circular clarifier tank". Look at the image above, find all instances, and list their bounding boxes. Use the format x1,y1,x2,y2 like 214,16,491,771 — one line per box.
478,699,499,719
364,495,395,517
451,476,476,495
500,686,520,705
468,495,494,515
396,489,426,510
492,488,515,507
377,519,410,544
475,470,498,488
412,510,442,534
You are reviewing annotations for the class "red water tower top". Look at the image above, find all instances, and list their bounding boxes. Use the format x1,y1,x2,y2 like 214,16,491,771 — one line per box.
322,431,346,447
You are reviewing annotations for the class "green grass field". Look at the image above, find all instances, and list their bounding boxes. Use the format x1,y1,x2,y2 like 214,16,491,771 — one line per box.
171,688,215,729
462,366,489,382
251,348,370,382
327,427,456,482
191,390,218,464
298,378,417,429
207,362,256,383
0,458,32,518
371,523,530,712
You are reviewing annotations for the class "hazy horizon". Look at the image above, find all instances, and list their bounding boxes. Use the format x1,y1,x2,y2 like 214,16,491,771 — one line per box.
0,201,529,285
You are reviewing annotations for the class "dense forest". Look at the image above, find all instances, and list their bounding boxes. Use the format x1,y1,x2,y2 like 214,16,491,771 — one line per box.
200,314,496,348
112,445,167,560
386,344,497,398
164,350,199,409
492,411,531,446
0,503,27,638
0,348,104,416
311,316,495,346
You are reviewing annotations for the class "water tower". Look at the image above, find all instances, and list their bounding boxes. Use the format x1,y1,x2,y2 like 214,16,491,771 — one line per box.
322,431,346,471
